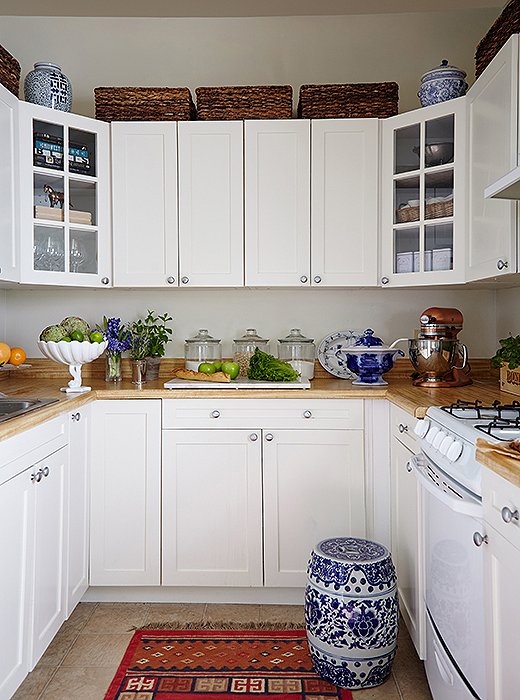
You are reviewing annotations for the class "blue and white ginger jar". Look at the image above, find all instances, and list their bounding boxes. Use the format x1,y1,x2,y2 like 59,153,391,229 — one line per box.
305,537,399,690
24,62,72,112
418,59,468,107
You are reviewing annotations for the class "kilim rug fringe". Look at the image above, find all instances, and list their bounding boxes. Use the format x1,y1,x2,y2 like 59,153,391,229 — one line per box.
135,619,304,631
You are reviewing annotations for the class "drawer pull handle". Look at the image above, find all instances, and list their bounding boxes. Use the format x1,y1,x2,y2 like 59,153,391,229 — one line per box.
42,466,50,477
249,433,258,441
265,433,274,442
501,506,519,524
31,469,43,483
211,410,220,419
71,412,81,422
406,461,413,473
473,531,488,547
303,410,312,419
398,423,408,433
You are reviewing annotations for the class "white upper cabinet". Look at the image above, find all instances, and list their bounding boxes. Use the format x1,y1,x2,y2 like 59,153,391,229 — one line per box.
18,102,111,286
245,120,311,286
311,119,379,286
381,98,466,286
112,122,179,287
178,121,244,287
0,83,19,282
467,34,518,280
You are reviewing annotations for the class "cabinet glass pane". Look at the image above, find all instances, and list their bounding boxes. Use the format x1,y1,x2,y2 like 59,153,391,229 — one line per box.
394,227,420,273
33,120,64,172
69,229,98,274
394,124,420,174
34,173,65,222
425,115,454,168
394,175,420,224
34,225,65,271
425,170,453,220
425,223,453,271
69,179,96,226
68,128,96,177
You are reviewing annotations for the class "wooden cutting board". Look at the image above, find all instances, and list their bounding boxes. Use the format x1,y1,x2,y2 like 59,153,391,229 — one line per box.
163,376,311,389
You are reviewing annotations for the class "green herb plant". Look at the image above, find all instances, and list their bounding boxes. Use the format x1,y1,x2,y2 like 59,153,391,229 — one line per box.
247,347,300,382
127,318,151,360
491,335,520,370
142,310,173,358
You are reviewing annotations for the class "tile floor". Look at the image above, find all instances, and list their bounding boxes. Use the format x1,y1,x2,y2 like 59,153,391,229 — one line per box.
13,603,433,700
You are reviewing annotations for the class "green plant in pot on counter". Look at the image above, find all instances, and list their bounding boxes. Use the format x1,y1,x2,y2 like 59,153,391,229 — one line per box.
491,335,520,370
127,318,152,385
141,310,173,381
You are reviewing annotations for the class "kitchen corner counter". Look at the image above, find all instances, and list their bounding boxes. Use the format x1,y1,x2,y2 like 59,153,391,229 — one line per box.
476,440,520,489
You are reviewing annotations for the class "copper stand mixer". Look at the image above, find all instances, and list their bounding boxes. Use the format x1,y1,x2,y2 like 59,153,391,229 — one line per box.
407,307,472,387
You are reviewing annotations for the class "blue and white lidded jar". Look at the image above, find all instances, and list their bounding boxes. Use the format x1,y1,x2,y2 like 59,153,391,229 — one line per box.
24,62,72,112
417,59,468,107
305,537,399,690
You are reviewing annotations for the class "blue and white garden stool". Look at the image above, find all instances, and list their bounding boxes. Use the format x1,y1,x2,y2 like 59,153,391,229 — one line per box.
305,537,398,690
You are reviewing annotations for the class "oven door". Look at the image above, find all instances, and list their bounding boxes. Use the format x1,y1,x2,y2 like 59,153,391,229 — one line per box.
411,454,486,700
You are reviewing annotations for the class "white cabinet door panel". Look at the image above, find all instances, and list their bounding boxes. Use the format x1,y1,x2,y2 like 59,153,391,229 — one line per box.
245,120,310,286
311,119,378,286
178,121,243,286
112,122,178,286
0,83,18,281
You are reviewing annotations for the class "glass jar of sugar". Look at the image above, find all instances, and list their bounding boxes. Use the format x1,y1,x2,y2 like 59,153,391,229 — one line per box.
184,329,222,371
277,329,315,380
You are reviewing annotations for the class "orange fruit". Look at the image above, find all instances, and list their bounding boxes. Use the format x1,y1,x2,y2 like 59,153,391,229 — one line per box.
0,342,11,365
9,347,26,366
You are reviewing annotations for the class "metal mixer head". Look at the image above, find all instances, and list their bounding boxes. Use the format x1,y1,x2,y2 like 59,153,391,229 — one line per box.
419,306,464,340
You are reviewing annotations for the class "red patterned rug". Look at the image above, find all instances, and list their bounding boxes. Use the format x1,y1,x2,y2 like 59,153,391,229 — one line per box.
104,629,354,700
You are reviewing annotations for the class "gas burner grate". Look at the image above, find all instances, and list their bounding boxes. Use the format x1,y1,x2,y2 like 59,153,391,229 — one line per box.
475,416,520,439
442,399,520,421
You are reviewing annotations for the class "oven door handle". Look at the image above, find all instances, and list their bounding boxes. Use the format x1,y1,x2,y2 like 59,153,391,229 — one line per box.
409,455,482,518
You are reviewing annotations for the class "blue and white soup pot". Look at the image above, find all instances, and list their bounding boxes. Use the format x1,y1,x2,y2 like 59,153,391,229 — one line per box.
343,329,404,386
418,59,468,107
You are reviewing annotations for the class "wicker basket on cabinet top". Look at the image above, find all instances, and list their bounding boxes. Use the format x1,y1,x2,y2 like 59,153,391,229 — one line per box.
94,86,196,122
475,0,520,78
297,82,399,119
195,85,293,120
0,43,20,97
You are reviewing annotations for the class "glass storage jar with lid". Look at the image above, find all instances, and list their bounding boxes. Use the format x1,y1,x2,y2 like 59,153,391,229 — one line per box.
232,328,270,375
278,328,315,379
184,329,222,371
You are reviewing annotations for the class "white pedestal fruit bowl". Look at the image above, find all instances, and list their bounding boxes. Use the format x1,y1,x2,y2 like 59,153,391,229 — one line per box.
38,340,108,393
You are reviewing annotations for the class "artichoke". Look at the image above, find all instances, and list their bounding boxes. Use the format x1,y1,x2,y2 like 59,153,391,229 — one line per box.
61,316,90,336
40,324,67,342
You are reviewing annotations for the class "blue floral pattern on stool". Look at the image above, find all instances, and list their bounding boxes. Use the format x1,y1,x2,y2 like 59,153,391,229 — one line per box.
305,537,398,690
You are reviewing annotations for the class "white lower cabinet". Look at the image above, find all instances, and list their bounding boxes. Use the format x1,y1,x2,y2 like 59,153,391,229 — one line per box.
390,405,425,659
90,400,162,585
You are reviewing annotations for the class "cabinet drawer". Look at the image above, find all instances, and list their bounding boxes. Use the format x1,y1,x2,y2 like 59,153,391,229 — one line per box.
162,398,363,430
390,403,417,453
483,468,520,552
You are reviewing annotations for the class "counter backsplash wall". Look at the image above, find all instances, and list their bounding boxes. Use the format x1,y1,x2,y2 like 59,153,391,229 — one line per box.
495,286,520,341
5,287,497,359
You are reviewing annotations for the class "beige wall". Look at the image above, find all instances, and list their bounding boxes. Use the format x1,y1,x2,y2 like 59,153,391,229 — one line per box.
495,287,520,341
0,10,499,117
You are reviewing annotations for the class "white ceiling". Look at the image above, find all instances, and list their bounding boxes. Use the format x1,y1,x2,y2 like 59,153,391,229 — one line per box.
0,0,504,16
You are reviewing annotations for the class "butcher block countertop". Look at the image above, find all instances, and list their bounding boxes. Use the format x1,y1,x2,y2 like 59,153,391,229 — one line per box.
476,439,520,489
0,356,505,442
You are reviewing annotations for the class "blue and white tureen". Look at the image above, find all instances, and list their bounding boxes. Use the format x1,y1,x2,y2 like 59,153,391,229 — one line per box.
344,329,403,386
418,58,468,107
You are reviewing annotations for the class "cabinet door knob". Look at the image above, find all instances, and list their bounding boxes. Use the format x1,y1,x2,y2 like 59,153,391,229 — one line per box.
41,466,50,477
181,276,189,284
265,433,274,441
381,276,389,285
249,433,258,441
472,531,488,547
101,277,110,285
211,410,220,419
501,506,519,523
31,469,43,483
496,259,508,271
406,461,413,473
398,423,409,433
300,275,308,284
303,410,312,419
166,276,175,285
313,275,322,284
71,412,80,422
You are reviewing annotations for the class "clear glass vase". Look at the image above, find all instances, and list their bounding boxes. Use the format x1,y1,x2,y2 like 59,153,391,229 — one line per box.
105,352,122,382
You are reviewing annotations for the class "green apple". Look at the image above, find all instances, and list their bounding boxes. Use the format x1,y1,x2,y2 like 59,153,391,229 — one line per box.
198,362,217,374
221,361,240,380
70,330,84,342
211,361,223,371
89,330,104,343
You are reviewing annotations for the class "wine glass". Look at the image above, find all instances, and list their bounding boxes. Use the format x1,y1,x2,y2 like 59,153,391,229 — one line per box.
70,238,85,273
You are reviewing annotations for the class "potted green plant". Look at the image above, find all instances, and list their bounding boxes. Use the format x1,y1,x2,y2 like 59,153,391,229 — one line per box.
127,317,152,385
491,334,520,396
141,310,173,381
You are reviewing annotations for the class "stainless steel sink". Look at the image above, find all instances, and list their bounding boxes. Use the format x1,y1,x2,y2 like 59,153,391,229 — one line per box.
0,397,59,422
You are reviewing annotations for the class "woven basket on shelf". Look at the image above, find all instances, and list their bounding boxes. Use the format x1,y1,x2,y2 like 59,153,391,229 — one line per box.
297,82,399,119
0,43,20,97
94,87,196,122
475,0,520,78
396,199,453,224
196,85,293,120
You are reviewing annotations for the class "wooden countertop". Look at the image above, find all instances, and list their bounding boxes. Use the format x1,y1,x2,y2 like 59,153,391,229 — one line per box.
476,440,520,489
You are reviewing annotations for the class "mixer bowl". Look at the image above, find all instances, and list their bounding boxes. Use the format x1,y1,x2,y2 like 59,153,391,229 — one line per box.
408,338,467,378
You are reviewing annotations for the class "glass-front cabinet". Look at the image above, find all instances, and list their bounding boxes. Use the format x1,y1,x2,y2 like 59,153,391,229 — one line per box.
381,98,466,286
18,102,111,286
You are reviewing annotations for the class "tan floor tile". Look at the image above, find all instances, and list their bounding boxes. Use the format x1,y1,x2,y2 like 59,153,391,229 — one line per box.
61,602,98,633
38,624,80,667
61,632,134,668
81,602,148,633
350,674,401,698
143,602,206,627
259,604,305,626
393,672,433,700
11,667,56,699
39,666,116,700
203,603,261,626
